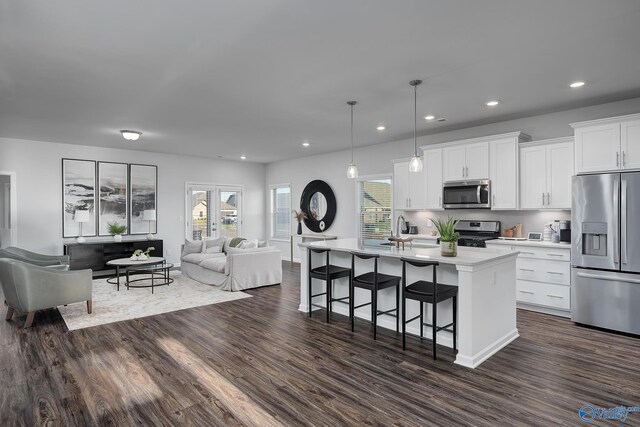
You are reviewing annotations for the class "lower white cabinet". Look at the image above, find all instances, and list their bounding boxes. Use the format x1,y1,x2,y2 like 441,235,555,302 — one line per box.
486,243,571,317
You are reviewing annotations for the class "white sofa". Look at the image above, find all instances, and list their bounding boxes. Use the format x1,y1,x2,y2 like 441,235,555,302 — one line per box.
180,241,282,291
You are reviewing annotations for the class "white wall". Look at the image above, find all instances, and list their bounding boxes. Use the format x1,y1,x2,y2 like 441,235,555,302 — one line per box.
0,137,266,263
0,175,10,248
267,97,640,260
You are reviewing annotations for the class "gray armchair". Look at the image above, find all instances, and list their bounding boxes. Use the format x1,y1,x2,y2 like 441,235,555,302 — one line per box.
0,247,70,267
0,258,92,328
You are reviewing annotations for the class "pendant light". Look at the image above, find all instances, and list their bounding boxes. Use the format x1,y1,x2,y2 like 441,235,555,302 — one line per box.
408,80,423,172
346,100,358,179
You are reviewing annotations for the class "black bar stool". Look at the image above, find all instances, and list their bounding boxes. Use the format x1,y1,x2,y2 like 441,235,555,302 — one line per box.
308,247,351,323
401,258,458,360
350,252,401,339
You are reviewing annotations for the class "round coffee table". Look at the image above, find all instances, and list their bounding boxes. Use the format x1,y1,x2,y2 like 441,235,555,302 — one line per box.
126,262,174,294
106,257,166,291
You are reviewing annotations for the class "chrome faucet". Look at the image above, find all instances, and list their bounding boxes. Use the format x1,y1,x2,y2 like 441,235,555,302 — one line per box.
396,214,406,237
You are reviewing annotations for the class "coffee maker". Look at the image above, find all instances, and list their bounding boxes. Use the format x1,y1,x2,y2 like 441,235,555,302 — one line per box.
559,220,571,243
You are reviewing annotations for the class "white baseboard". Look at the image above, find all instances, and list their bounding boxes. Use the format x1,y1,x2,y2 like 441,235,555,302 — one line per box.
454,328,519,369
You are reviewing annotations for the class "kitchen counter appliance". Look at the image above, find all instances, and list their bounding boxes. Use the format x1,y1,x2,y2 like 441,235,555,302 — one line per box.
440,220,501,248
571,173,640,335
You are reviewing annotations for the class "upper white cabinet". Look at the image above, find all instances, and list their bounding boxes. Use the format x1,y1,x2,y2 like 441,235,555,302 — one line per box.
520,138,573,209
490,136,519,210
393,161,425,210
442,142,489,181
423,148,443,210
572,113,640,174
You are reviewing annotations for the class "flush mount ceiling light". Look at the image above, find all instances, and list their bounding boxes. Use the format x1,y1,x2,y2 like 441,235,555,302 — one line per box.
485,100,500,107
240,155,247,160
120,130,142,141
302,141,310,147
376,125,386,131
570,81,586,88
346,101,358,179
408,80,423,173
424,115,435,121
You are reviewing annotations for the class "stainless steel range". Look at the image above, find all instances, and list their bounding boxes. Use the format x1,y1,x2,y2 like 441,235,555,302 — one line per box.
453,220,501,248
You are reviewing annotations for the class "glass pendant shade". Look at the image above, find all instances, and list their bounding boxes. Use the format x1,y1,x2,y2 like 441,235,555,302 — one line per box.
409,155,423,172
347,163,359,179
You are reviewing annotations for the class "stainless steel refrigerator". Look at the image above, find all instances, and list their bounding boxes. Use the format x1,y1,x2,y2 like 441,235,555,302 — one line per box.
572,172,640,335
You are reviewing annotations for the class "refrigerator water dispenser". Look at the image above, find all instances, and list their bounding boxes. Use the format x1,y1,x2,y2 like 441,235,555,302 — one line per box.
582,222,608,256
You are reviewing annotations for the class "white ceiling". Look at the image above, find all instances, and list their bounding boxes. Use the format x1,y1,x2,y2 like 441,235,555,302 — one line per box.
1,1,640,163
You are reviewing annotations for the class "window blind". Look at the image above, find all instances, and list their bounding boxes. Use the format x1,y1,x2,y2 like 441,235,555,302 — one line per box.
356,178,392,245
271,185,291,239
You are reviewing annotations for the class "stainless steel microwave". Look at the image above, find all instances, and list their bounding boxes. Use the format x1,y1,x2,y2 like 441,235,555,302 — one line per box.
443,180,491,209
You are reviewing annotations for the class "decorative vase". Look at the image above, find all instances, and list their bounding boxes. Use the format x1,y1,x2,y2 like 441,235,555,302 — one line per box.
113,234,123,243
138,254,148,261
297,222,302,235
130,254,139,261
440,240,458,257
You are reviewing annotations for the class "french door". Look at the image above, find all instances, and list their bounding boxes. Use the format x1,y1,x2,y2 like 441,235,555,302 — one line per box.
186,184,242,240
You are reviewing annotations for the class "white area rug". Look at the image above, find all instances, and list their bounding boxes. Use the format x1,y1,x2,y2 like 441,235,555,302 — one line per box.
58,271,251,331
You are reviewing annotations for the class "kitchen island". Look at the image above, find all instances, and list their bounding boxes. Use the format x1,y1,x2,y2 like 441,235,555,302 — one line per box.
299,238,519,368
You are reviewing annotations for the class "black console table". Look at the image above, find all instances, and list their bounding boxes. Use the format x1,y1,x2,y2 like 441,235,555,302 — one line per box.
64,239,163,277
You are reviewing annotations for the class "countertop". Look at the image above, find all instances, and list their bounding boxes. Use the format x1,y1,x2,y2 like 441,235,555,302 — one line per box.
300,238,518,267
484,239,572,250
399,233,439,240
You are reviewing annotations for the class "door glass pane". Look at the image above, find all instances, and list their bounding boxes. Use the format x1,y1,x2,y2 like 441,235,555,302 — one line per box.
219,190,239,238
190,190,213,240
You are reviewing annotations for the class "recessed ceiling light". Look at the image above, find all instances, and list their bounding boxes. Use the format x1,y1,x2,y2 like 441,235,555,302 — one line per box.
302,142,310,147
570,81,585,88
120,130,142,141
376,125,386,131
485,100,500,107
424,115,435,121
240,155,247,160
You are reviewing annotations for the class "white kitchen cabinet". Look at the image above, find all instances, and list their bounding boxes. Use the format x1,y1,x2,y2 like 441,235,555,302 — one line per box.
520,138,573,209
393,160,425,210
572,113,640,174
423,148,443,210
485,242,571,317
442,142,489,181
490,137,519,210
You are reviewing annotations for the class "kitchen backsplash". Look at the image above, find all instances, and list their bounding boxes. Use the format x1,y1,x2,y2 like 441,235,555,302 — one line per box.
403,210,571,236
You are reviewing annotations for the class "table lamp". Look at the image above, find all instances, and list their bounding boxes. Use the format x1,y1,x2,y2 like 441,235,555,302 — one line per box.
143,209,156,240
74,210,90,243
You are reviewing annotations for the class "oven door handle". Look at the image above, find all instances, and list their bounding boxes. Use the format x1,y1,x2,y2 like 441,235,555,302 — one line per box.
477,185,481,204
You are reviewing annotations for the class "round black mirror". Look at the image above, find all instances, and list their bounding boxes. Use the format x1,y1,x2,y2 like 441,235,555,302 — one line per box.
300,180,336,232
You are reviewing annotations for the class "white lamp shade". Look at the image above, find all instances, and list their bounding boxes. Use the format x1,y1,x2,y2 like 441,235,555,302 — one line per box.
74,210,91,223
347,163,359,179
142,209,157,221
409,155,423,173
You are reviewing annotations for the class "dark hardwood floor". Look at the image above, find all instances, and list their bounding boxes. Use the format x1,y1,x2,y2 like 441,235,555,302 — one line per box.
1,261,639,426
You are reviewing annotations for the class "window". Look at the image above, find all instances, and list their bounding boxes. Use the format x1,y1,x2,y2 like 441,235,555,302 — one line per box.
356,176,392,246
186,184,243,240
270,184,291,239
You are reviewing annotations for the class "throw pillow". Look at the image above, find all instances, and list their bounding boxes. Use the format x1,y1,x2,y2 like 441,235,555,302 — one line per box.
237,239,258,250
228,237,246,248
202,237,225,253
258,240,267,248
204,246,222,254
182,239,203,258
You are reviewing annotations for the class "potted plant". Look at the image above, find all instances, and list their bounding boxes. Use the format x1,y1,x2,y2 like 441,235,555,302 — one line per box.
107,222,127,242
292,210,306,235
432,217,460,257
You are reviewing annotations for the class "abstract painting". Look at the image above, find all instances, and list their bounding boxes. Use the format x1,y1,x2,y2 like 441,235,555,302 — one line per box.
129,164,157,234
62,159,96,237
98,162,128,236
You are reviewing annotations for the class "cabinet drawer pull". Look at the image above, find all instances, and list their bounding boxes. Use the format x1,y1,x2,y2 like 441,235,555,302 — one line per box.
519,268,534,272
519,290,534,294
547,294,564,299
547,271,564,275
546,253,564,257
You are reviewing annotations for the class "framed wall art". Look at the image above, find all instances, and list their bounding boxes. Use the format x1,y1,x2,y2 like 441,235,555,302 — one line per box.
97,161,128,236
129,164,157,234
62,159,97,238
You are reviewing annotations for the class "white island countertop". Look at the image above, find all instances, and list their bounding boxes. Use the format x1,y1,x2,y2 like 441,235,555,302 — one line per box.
302,238,518,267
